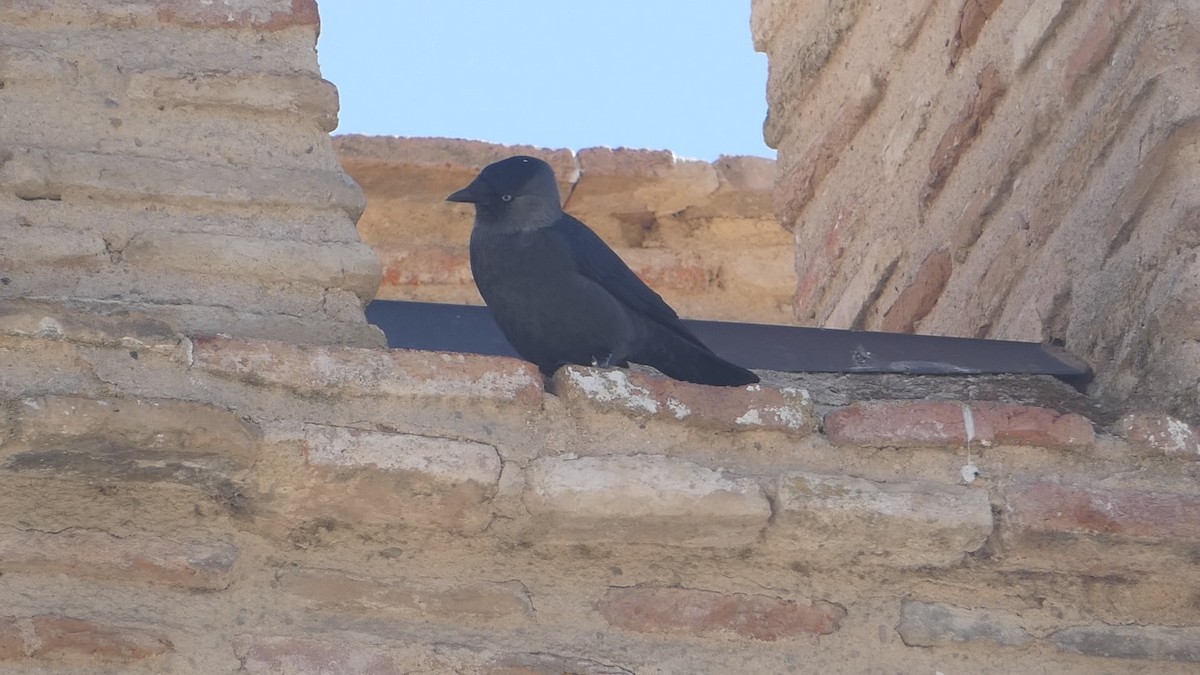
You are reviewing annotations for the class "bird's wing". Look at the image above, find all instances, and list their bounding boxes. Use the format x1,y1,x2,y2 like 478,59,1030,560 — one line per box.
557,214,709,349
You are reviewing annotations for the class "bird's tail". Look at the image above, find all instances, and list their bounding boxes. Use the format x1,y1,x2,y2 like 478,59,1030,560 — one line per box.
636,329,759,387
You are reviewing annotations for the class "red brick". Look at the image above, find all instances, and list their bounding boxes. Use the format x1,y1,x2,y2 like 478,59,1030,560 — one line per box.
599,587,845,641
549,366,813,435
32,616,172,662
1118,412,1200,459
970,401,1095,450
157,0,319,31
0,616,172,662
824,400,1094,450
825,400,967,447
1005,483,1200,540
1063,0,1130,96
950,0,1005,68
279,568,534,625
924,64,1006,206
190,336,545,408
880,248,953,333
0,530,237,589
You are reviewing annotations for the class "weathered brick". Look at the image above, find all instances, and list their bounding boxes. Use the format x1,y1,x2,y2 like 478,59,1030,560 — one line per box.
774,74,884,225
264,423,500,533
487,651,634,675
122,232,379,302
896,600,1032,647
824,400,1094,450
826,400,968,447
522,454,770,547
0,223,109,269
572,147,720,223
599,587,845,641
0,335,103,399
1063,0,1131,96
278,568,534,625
0,615,172,662
233,635,453,674
0,299,180,353
191,336,544,407
924,64,1006,206
1,148,365,219
950,0,1004,67
771,472,993,567
157,0,319,31
127,71,340,132
970,401,1095,450
620,248,709,293
1011,0,1072,70
1005,483,1200,541
1118,412,1199,459
0,618,23,660
8,395,260,463
380,245,473,287
295,423,500,485
880,248,952,333
0,529,237,589
1050,624,1200,663
549,366,813,435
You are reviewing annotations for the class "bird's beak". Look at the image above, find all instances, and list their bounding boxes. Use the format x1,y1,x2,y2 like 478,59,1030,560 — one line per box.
446,180,481,203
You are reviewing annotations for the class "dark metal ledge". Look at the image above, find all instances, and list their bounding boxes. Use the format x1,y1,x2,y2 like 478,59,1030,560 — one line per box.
366,300,1092,389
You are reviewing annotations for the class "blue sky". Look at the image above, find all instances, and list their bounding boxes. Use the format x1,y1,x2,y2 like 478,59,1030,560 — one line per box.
316,2,773,161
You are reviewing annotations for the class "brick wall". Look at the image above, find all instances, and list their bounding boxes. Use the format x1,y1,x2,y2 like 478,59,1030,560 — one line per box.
3,301,1200,672
2,1,1200,673
752,0,1200,422
0,0,382,347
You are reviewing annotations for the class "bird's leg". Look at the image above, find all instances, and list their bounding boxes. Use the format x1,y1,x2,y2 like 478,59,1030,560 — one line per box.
594,353,619,368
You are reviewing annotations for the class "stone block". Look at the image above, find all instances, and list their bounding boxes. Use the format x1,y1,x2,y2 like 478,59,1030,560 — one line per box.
1050,624,1200,663
896,600,1032,647
599,586,845,641
550,366,814,435
771,472,993,567
522,454,770,547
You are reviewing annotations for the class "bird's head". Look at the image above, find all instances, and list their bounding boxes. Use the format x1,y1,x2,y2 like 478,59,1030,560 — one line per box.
446,155,563,229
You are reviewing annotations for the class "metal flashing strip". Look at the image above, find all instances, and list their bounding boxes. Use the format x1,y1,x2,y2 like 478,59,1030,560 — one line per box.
366,300,1092,388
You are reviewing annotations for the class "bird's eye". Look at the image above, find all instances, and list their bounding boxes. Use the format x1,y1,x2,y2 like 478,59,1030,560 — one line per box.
501,194,513,202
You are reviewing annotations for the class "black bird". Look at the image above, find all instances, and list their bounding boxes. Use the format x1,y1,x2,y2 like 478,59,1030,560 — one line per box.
446,155,759,387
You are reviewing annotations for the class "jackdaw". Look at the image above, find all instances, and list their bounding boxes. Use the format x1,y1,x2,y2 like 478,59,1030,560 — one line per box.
446,155,759,387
